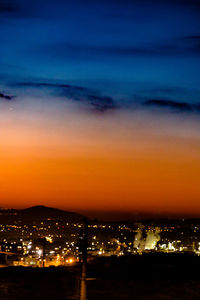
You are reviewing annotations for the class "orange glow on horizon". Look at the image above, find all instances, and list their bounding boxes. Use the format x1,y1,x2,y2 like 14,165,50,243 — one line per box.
1,102,200,216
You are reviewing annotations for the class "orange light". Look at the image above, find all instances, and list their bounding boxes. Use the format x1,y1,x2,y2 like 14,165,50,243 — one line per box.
66,258,74,264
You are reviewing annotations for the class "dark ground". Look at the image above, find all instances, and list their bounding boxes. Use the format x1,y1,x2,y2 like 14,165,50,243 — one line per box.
0,253,200,300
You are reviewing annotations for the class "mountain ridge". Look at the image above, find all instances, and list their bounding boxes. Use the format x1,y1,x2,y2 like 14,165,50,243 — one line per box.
0,205,85,223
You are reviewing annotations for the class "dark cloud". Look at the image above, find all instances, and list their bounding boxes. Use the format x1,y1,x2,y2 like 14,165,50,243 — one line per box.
184,35,200,40
37,43,160,60
16,82,117,112
9,80,200,115
4,79,200,117
144,99,194,112
173,0,200,7
0,92,14,100
36,43,154,62
38,35,200,61
0,0,18,14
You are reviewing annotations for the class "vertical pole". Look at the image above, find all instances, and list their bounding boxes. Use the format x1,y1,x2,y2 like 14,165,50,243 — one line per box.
80,219,88,300
43,238,46,268
80,263,87,300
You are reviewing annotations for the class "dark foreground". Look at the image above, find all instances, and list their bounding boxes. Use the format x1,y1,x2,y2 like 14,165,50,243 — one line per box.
0,253,200,300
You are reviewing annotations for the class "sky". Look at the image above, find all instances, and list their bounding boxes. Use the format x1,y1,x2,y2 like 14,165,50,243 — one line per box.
0,0,200,217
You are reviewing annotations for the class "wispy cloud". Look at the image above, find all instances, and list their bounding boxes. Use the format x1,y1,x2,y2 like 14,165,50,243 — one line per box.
14,81,117,112
37,35,200,62
0,91,14,100
143,99,200,113
4,79,200,116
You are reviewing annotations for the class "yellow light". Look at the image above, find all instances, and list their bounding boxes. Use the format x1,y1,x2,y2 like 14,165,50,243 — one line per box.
45,236,53,243
66,258,74,264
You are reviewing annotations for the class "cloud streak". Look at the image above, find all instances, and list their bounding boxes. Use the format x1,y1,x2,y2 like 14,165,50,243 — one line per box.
37,35,200,63
144,99,193,112
3,80,200,116
13,81,117,112
0,91,14,100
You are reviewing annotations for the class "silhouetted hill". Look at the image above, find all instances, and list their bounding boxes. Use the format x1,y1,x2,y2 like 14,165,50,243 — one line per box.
0,205,85,224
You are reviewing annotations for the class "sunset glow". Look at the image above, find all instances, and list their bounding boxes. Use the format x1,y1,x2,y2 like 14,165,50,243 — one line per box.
1,99,200,215
0,0,200,217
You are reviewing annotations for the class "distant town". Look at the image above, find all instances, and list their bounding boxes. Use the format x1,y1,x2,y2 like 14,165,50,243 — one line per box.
0,205,200,267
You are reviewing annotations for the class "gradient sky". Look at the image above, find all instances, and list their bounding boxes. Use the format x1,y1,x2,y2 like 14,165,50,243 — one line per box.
1,0,200,217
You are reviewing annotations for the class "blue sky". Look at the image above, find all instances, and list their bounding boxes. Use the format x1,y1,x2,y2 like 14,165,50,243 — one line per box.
0,0,200,109
2,1,200,213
